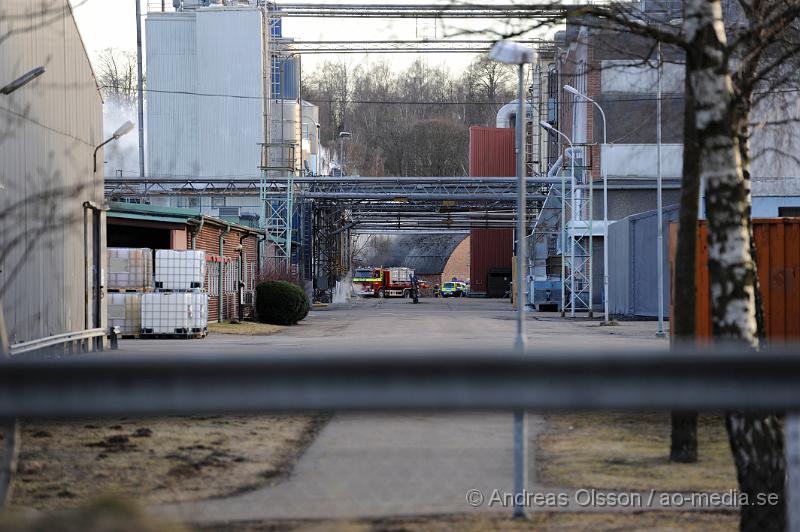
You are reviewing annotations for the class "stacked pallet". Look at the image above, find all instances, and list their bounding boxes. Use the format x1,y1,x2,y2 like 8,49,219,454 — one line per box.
107,248,209,339
107,248,152,338
141,250,209,338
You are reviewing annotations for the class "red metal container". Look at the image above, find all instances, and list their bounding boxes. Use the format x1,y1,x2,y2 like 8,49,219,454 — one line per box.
670,218,800,341
469,126,516,177
470,228,514,297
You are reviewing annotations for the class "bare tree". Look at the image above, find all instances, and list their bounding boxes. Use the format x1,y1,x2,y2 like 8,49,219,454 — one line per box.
471,0,800,527
95,48,139,109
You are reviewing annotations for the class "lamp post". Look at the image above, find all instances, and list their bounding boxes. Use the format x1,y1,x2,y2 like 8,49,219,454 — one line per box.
1,67,46,95
316,122,321,176
490,39,533,521
94,121,136,173
564,84,608,322
339,131,351,175
539,121,575,317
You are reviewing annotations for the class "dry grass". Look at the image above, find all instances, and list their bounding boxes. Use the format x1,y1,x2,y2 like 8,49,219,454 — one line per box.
9,414,327,511
536,412,737,492
207,321,285,336
0,497,187,532
199,511,738,532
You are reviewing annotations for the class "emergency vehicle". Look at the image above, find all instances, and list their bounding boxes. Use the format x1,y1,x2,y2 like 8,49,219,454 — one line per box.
352,266,416,298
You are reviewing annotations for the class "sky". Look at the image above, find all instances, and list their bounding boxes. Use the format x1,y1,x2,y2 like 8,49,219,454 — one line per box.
70,0,545,74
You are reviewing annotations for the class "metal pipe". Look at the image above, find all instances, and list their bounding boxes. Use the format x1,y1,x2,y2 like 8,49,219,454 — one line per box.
239,234,248,322
190,217,205,250
514,64,527,352
219,225,231,323
5,346,800,416
656,43,666,338
135,0,145,178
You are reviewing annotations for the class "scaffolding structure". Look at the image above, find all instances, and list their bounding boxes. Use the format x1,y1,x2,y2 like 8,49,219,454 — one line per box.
561,147,593,317
260,6,302,273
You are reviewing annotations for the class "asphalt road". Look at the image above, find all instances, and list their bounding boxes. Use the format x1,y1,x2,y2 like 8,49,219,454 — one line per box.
116,296,667,357
134,297,668,523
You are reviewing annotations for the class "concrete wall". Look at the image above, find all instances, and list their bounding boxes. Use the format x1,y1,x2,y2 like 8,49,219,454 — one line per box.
601,144,683,178
0,0,105,344
146,8,265,178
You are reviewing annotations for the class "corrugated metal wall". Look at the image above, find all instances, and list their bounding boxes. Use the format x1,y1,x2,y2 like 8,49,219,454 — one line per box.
146,8,264,178
470,229,514,296
608,205,679,317
0,0,105,344
468,126,516,177
681,218,800,341
468,127,515,295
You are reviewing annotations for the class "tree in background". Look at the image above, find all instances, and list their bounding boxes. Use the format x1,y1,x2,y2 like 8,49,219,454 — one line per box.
475,0,800,528
95,48,139,109
302,56,514,177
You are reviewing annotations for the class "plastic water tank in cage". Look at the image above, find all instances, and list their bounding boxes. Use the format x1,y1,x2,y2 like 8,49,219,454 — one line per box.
155,250,206,290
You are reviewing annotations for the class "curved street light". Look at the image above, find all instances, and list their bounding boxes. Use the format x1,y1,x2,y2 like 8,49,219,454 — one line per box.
93,121,135,173
490,39,534,522
564,83,607,321
539,121,577,318
1,67,46,95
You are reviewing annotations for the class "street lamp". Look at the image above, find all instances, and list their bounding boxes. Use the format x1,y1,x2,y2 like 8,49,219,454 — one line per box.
339,131,352,175
564,84,609,322
489,39,534,352
315,123,321,176
539,121,576,318
1,66,46,95
490,39,533,522
93,121,135,173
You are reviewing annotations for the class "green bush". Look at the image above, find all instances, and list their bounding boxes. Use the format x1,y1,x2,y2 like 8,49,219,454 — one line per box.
255,281,310,325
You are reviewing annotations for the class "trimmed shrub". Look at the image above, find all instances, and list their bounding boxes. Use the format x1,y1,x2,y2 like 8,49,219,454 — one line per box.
255,280,310,325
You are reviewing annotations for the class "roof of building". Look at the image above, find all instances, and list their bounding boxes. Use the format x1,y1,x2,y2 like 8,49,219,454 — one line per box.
108,202,266,237
381,233,469,274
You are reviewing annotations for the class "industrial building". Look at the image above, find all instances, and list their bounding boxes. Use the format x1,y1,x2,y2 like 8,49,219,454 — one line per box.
107,202,265,322
0,0,106,350
546,3,800,318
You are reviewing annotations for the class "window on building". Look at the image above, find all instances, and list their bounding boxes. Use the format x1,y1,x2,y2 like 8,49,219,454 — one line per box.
212,196,226,208
778,207,800,217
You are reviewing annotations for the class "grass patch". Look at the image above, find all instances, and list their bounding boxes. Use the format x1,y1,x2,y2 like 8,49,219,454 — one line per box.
10,414,328,511
208,321,285,336
536,412,737,492
199,511,737,531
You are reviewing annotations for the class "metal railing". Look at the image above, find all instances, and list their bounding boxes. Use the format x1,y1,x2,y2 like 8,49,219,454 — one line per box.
8,328,106,357
1,345,799,530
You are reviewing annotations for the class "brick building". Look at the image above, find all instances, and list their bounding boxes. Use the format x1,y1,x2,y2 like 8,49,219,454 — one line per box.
107,202,268,322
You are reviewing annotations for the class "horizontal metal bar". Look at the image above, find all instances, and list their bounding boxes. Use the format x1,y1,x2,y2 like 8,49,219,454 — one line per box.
9,328,106,356
272,3,567,19
2,346,800,417
299,192,547,201
105,177,565,185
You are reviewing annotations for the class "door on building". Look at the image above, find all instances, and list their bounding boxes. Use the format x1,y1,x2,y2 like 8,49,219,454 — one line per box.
486,268,512,298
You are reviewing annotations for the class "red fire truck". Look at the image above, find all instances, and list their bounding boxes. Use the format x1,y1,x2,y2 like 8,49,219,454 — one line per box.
353,266,416,298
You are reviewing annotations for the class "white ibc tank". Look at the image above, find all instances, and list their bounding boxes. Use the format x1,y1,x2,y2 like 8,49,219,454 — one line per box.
142,292,206,334
108,292,142,335
155,250,206,290
108,248,153,290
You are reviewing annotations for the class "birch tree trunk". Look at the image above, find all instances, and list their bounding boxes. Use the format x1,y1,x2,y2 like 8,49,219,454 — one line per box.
685,0,785,529
729,78,786,532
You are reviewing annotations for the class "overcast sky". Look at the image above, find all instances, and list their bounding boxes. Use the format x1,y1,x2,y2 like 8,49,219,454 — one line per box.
70,0,544,74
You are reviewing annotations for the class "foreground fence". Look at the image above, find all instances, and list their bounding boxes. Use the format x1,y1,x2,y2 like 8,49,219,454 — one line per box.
1,346,799,529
